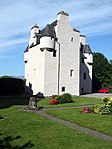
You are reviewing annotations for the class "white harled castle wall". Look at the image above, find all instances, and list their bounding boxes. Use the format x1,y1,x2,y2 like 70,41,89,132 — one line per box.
44,47,58,96
25,45,45,95
83,53,93,93
40,37,55,50
56,14,80,96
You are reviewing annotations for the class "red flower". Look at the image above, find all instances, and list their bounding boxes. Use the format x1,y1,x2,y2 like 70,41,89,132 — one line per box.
81,107,90,113
50,99,58,104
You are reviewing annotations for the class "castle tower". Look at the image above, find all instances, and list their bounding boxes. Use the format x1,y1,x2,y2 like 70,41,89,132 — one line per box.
56,11,80,96
24,11,93,96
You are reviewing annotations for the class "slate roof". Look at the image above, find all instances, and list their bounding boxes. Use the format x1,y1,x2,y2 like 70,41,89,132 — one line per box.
24,20,57,52
41,20,57,38
73,28,80,33
24,45,29,53
83,44,92,54
80,35,86,37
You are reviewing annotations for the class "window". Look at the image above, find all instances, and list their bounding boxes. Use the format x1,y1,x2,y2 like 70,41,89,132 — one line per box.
71,37,74,42
53,50,56,57
62,87,65,92
34,69,36,75
83,72,86,80
70,69,74,77
82,57,84,63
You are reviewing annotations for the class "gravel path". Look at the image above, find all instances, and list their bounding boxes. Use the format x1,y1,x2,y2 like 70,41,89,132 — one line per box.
26,106,112,142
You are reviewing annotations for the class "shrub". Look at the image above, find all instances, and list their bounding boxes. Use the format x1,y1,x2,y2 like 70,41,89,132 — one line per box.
52,95,58,99
94,103,111,115
57,93,73,104
99,105,111,115
50,99,58,105
81,107,91,113
93,105,100,114
102,96,112,107
93,97,112,115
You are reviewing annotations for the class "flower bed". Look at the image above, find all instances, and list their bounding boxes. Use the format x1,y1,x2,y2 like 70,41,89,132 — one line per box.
50,99,58,105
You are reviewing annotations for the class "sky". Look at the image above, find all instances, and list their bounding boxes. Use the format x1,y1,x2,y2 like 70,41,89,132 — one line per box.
0,0,112,77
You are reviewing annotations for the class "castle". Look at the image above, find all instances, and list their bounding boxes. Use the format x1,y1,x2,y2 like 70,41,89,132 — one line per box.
24,11,93,96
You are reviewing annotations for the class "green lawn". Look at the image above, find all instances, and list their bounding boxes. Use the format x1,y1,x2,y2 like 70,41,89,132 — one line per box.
0,96,112,148
0,106,112,149
47,108,112,136
38,96,103,108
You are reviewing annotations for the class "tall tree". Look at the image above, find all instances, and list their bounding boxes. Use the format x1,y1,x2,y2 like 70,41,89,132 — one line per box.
92,52,112,92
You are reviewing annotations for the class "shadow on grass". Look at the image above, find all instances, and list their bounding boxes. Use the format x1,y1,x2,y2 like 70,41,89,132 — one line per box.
0,135,34,149
0,96,30,110
0,115,4,119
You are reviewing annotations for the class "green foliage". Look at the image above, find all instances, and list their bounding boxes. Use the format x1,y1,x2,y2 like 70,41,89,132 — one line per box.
93,105,100,114
0,75,12,78
57,93,73,104
52,95,58,99
94,96,112,115
92,52,112,92
103,96,112,107
0,78,25,95
99,105,111,115
94,104,111,115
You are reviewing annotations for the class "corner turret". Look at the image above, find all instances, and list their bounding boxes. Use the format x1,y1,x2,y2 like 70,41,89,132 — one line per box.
40,24,56,51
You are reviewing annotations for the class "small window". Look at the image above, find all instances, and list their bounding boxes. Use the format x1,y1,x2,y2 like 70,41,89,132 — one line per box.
83,73,86,80
62,87,65,92
70,69,74,77
24,60,28,63
82,57,84,63
71,37,74,42
34,69,36,75
53,50,56,57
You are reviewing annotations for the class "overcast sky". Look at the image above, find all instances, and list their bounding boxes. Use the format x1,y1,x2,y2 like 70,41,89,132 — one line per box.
0,0,112,76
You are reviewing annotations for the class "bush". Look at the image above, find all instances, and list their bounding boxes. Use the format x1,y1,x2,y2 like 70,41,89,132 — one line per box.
93,105,100,114
57,93,73,104
81,107,91,113
99,105,111,115
52,95,58,99
102,96,112,107
94,104,111,115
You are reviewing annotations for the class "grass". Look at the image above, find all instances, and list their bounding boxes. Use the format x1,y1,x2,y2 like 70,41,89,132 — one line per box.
38,96,103,108
0,96,112,148
0,95,29,109
47,108,112,136
0,106,112,149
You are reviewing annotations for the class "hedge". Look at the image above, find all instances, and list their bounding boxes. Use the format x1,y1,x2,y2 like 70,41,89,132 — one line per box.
0,78,25,95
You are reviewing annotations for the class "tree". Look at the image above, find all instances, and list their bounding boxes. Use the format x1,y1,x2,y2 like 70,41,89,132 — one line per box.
92,52,112,92
110,60,112,64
